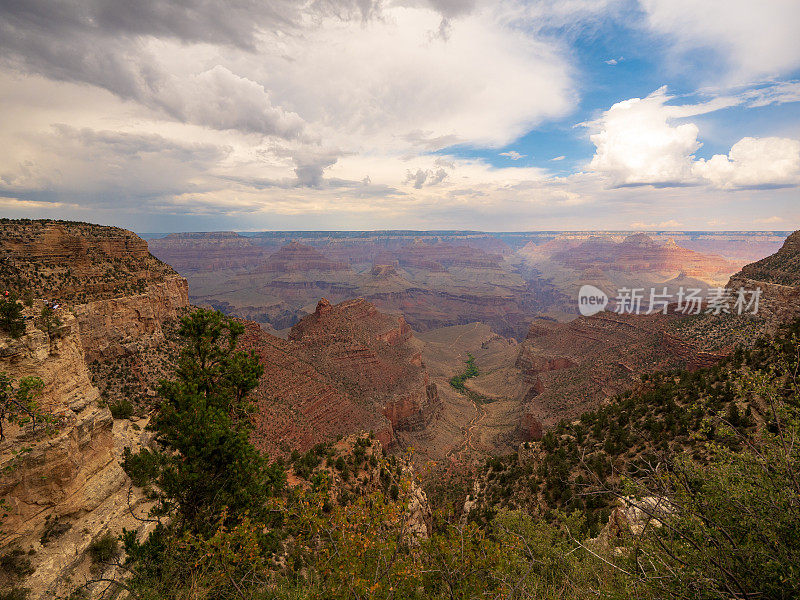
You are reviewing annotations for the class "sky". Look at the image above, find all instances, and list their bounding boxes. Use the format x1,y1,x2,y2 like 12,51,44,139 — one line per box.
0,0,798,232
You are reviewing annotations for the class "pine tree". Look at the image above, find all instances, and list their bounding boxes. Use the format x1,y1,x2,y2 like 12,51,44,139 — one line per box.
123,309,284,535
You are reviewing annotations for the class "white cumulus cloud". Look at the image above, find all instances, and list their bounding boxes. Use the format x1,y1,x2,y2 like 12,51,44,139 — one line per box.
588,88,800,191
693,137,800,189
587,87,701,186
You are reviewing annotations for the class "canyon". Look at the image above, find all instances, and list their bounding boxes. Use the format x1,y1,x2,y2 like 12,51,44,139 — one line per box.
147,229,786,339
1,220,796,597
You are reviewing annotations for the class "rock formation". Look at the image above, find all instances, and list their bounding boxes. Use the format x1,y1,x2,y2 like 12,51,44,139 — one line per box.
726,230,800,327
0,220,179,304
257,241,350,273
0,304,154,599
0,220,189,598
147,231,271,272
147,231,556,339
2,221,190,414
510,311,729,430
240,298,441,454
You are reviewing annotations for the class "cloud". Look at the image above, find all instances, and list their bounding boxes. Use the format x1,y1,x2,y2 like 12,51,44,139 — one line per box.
639,0,800,82
604,57,623,66
754,216,785,225
586,87,800,190
693,137,800,189
742,81,800,108
404,167,449,189
499,151,526,160
0,125,230,203
551,155,566,161
587,87,701,187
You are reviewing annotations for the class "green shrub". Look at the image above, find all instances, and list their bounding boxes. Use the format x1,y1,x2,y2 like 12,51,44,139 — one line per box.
0,296,25,339
88,533,119,564
108,399,133,420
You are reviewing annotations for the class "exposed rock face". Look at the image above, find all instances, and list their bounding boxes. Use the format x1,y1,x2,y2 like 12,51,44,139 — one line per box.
73,276,189,363
1,219,190,404
373,241,503,272
153,231,556,340
240,298,441,454
0,220,187,598
0,220,178,304
726,230,800,327
289,299,439,432
0,306,153,600
258,241,350,273
548,234,739,279
734,230,800,286
518,414,543,442
0,310,112,546
148,231,271,272
512,311,729,430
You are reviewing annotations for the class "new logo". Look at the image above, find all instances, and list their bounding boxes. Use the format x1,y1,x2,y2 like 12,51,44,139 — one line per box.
578,285,608,316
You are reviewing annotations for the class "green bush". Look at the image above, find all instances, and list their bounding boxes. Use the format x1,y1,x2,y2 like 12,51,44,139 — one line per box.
108,399,133,419
0,296,25,339
88,533,119,564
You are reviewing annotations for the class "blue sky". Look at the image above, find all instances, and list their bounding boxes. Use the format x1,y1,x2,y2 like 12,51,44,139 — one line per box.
0,0,798,232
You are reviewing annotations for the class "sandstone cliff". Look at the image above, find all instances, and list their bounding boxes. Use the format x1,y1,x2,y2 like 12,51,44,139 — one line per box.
726,230,800,327
1,219,190,406
240,298,441,454
257,241,350,273
0,305,153,599
509,311,729,432
147,231,271,272
0,220,188,598
0,219,178,304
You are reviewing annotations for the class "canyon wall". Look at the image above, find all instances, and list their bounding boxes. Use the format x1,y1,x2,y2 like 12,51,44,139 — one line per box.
0,220,188,598
0,306,154,599
726,230,800,327
241,298,442,454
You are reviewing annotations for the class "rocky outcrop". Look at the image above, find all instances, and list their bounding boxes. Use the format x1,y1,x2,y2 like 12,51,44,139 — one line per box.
511,311,727,429
548,234,740,279
258,241,350,273
374,241,503,272
73,276,189,363
518,413,543,442
0,218,190,369
153,231,553,339
0,220,187,598
148,231,272,272
0,220,178,304
726,230,800,327
0,306,153,600
241,298,441,454
289,299,440,432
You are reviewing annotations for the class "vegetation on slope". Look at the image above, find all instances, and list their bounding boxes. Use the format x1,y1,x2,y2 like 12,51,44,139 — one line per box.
449,353,479,391
475,321,800,532
64,309,800,600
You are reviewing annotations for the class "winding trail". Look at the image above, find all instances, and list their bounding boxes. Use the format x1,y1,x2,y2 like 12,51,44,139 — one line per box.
446,388,489,460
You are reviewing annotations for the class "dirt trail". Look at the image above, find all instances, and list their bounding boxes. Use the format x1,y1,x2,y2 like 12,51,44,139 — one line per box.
446,389,489,460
